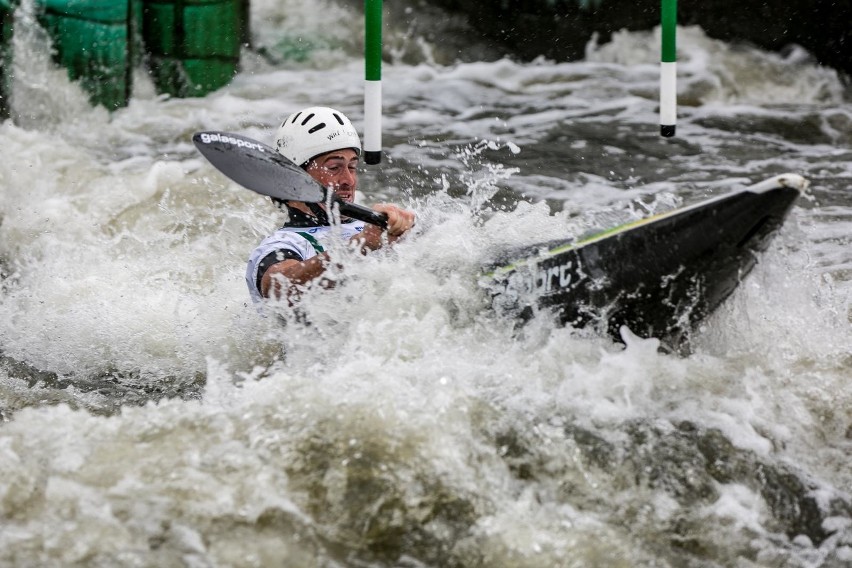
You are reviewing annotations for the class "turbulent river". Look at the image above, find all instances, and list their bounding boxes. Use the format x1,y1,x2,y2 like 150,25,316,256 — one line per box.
1,1,851,566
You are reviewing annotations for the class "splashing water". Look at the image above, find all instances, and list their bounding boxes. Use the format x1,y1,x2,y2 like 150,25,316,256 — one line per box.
1,2,851,566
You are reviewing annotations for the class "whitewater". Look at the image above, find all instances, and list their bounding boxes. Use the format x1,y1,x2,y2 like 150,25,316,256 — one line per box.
1,0,851,566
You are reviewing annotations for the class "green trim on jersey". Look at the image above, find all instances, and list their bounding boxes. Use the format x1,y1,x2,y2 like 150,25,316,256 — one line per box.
297,232,325,254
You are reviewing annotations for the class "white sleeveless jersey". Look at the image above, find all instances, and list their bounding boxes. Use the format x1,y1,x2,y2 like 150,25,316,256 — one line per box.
246,221,366,303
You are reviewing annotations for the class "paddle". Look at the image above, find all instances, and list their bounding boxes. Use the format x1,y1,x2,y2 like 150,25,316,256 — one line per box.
192,131,388,228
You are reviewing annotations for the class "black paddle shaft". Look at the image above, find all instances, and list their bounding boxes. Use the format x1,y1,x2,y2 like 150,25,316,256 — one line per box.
192,131,388,229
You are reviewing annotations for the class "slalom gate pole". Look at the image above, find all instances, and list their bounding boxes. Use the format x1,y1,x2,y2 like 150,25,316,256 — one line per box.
364,0,382,164
660,0,677,137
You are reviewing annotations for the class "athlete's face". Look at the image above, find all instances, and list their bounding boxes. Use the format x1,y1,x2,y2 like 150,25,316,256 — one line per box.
306,149,359,203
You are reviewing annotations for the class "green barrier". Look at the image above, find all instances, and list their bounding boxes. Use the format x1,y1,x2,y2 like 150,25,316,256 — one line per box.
0,0,247,115
141,0,244,97
38,0,132,110
0,0,15,119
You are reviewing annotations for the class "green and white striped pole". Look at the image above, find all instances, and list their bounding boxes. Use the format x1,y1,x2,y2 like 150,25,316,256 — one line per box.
660,0,677,137
364,0,382,164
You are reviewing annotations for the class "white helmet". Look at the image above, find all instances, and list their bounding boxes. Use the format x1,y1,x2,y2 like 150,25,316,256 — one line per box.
274,107,361,167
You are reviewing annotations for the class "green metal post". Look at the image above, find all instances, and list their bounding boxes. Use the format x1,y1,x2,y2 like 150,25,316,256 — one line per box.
364,0,382,164
660,0,677,137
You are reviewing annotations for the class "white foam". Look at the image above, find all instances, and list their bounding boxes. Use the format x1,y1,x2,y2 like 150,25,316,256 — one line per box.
1,5,851,565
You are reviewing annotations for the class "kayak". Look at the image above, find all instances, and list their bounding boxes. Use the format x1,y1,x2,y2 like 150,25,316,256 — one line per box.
480,174,807,348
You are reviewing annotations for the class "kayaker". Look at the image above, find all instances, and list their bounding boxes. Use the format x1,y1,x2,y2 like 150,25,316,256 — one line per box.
246,106,415,305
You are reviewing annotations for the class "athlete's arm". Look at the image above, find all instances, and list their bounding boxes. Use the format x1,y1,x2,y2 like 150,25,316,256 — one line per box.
261,253,333,302
261,204,415,302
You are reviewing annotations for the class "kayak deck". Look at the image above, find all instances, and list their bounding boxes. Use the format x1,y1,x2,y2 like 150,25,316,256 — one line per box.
482,174,807,347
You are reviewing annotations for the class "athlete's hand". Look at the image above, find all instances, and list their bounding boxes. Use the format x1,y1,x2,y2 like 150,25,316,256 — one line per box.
352,204,415,252
374,204,415,238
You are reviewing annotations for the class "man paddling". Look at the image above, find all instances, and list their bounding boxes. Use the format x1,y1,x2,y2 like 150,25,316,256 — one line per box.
245,106,415,305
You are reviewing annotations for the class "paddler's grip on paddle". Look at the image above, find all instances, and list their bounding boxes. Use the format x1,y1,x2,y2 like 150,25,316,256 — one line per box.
374,203,415,238
346,203,415,252
337,200,389,230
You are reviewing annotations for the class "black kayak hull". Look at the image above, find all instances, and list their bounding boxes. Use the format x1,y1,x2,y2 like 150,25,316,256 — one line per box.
482,174,807,346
